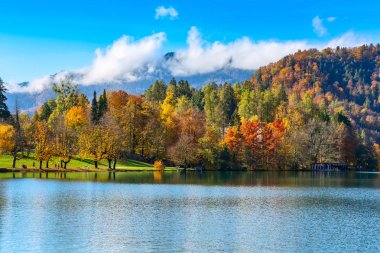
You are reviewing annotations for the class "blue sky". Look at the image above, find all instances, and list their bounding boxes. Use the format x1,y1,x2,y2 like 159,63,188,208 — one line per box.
1,0,380,90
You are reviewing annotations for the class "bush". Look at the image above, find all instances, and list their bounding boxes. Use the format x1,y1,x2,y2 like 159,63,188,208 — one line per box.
154,160,165,170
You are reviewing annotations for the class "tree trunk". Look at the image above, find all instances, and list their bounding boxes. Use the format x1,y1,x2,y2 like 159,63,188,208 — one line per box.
64,161,68,169
113,159,117,170
39,161,42,170
60,160,63,168
46,160,49,168
12,155,16,168
108,159,112,170
94,160,98,169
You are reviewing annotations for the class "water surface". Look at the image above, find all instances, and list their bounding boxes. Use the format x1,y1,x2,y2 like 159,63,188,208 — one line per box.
0,171,379,252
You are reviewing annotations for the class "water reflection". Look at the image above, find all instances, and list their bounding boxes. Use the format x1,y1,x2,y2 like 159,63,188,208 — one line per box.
1,171,380,188
0,178,379,252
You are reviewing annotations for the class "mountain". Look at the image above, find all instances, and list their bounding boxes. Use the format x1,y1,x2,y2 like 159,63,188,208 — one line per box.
249,44,380,144
5,51,252,112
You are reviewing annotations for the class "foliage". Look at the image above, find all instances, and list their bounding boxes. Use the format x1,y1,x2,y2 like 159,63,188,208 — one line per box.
0,124,15,154
153,160,165,170
2,45,380,170
0,78,11,121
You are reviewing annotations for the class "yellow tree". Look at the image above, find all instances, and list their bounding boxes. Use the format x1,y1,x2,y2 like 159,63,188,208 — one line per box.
78,123,107,169
161,89,178,147
34,120,54,169
101,113,125,170
0,124,15,156
65,105,88,129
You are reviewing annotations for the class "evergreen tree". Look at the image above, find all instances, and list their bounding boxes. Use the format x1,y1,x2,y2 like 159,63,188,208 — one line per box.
10,102,25,168
0,78,11,121
39,99,57,121
91,91,98,123
98,89,108,118
167,78,178,97
145,80,167,102
177,80,193,98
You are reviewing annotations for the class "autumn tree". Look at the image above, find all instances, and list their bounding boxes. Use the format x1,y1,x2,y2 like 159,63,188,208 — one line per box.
168,105,205,168
0,124,15,156
101,113,125,170
161,89,178,147
138,101,165,159
293,120,345,168
52,105,88,169
34,120,54,169
168,134,199,169
224,127,242,163
239,118,285,169
78,122,107,169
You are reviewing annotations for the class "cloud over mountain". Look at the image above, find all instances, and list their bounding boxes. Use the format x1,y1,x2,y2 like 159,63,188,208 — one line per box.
80,33,166,85
5,27,371,93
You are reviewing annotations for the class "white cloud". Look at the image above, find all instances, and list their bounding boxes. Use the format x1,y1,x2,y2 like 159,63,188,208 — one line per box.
80,32,166,84
5,27,372,93
6,75,52,93
6,33,166,93
155,6,178,20
166,27,369,76
312,16,327,37
327,17,337,22
324,31,368,48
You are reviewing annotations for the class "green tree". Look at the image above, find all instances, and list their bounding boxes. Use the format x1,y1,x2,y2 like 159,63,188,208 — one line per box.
177,80,193,98
11,104,26,168
91,91,98,123
145,80,167,102
0,78,11,121
52,78,79,113
203,83,219,128
39,99,57,121
98,89,108,118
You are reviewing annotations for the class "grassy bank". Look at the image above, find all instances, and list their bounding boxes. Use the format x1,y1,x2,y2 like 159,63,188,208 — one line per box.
0,155,177,171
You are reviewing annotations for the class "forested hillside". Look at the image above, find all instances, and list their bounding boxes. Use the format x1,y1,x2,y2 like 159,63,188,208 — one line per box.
1,45,380,170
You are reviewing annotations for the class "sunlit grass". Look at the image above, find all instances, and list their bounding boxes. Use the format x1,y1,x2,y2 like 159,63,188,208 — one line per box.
0,154,178,170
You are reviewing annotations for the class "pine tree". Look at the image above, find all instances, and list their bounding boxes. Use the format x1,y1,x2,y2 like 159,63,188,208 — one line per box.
145,80,167,102
91,91,98,123
0,78,11,121
10,101,25,168
98,89,108,118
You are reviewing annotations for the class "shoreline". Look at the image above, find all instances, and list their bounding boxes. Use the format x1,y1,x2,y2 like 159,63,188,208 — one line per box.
0,168,372,173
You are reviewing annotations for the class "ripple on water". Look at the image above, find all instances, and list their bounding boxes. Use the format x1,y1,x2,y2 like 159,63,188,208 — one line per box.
0,175,379,252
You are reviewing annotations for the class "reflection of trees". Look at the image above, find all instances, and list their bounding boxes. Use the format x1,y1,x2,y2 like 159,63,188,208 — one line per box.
1,171,380,188
153,171,163,182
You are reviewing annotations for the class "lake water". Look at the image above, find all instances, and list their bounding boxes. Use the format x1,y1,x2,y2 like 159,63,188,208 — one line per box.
0,171,379,252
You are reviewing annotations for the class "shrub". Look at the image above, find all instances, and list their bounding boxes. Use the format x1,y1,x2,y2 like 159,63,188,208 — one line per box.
154,160,165,170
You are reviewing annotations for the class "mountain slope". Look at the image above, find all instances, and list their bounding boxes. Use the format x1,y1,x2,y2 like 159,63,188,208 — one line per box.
250,44,380,143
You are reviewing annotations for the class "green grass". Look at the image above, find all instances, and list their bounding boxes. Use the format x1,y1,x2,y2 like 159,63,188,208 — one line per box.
0,154,176,171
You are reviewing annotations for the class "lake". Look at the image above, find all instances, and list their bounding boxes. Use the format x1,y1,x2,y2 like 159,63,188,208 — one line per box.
0,171,379,252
